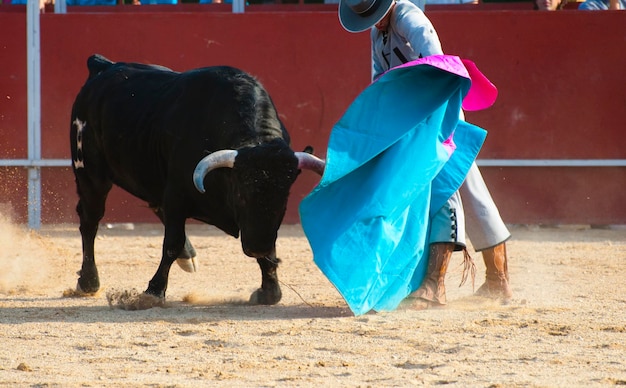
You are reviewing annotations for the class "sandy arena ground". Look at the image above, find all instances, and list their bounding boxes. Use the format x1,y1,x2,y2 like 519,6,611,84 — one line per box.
0,217,625,387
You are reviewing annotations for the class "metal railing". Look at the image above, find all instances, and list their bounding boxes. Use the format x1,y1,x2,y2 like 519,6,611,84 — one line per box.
476,159,626,167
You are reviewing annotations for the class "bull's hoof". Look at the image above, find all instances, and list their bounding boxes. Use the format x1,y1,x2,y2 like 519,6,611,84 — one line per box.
176,257,198,273
144,287,166,299
179,239,197,259
76,281,100,294
77,273,100,294
249,288,282,305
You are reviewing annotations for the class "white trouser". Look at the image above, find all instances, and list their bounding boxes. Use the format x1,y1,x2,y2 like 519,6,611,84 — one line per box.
429,163,510,251
429,191,466,250
459,162,510,251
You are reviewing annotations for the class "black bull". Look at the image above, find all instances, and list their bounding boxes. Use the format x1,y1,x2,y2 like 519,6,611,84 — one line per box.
70,54,325,305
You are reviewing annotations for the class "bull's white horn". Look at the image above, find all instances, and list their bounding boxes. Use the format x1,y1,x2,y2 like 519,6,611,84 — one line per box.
295,152,325,176
193,150,238,193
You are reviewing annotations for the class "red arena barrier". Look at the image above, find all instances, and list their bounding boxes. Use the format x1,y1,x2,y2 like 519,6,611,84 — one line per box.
0,7,624,225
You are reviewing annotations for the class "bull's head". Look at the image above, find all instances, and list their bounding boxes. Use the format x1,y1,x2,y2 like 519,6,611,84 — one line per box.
193,142,325,258
193,149,324,192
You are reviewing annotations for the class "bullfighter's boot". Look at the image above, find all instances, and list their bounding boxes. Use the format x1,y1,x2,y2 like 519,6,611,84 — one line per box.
476,242,512,301
411,243,455,307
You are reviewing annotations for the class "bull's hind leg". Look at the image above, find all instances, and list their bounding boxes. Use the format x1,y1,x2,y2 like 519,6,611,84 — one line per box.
151,206,197,272
250,256,282,305
74,175,112,294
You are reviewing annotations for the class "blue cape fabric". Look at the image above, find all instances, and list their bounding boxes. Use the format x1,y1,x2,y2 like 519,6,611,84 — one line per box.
299,56,488,316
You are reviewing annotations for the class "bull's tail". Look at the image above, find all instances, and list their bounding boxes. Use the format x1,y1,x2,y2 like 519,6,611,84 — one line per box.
87,54,114,79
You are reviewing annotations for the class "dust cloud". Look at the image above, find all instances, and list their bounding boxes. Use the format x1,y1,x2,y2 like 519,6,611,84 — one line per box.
0,213,52,294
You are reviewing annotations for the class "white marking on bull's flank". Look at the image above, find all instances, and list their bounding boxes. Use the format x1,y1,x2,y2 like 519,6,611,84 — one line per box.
73,118,86,169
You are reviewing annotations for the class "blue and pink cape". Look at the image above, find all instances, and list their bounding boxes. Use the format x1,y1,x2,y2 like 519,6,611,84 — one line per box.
299,55,497,316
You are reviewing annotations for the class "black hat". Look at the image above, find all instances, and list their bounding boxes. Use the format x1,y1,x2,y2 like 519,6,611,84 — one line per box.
339,0,395,33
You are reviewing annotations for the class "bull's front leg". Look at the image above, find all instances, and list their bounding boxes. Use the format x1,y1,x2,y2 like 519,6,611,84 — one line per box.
151,205,197,272
250,255,282,305
145,221,187,299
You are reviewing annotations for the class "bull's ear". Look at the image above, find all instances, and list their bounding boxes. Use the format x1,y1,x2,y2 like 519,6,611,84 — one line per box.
87,54,114,78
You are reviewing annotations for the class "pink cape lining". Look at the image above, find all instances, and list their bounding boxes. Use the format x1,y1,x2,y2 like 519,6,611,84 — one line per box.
387,55,498,112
